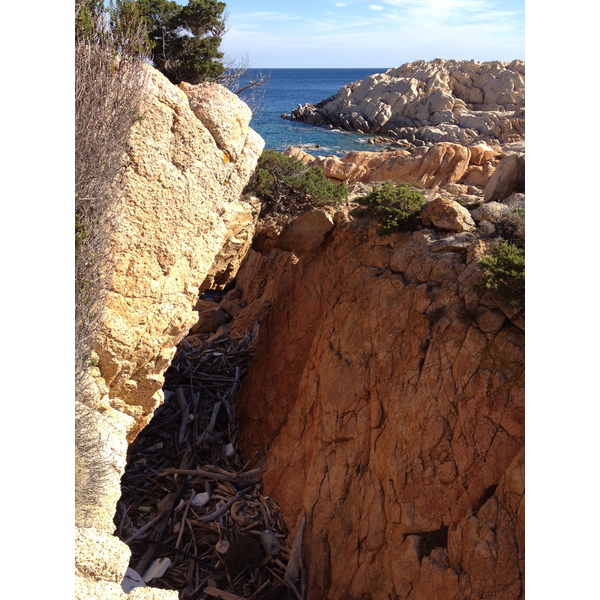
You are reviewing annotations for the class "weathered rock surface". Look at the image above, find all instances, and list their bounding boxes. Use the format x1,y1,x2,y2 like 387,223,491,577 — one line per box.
286,142,483,190
233,216,524,600
77,64,264,600
471,201,512,224
290,59,525,147
96,66,264,441
483,153,525,202
420,197,476,231
275,209,335,254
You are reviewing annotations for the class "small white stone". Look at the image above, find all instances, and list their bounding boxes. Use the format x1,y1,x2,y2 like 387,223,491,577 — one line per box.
142,557,171,583
224,443,236,459
192,492,211,507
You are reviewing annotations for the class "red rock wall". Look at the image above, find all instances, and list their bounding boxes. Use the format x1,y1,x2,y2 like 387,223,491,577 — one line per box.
235,217,524,600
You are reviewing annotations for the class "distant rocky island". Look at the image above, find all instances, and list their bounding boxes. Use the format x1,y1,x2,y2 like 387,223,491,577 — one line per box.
288,59,525,149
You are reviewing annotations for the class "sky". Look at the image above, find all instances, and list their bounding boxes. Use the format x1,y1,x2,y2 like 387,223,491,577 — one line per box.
217,0,525,68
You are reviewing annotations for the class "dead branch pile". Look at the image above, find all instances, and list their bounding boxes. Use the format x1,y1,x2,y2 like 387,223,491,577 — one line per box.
115,326,305,600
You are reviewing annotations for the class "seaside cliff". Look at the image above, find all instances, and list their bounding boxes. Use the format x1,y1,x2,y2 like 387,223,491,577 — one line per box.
234,212,524,600
76,59,524,600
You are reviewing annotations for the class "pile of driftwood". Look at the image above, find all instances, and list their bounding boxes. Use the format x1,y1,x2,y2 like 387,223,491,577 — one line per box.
115,326,306,600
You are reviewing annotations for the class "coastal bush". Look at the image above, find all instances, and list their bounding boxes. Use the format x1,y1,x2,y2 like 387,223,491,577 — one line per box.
474,208,524,310
352,183,425,235
475,239,525,310
247,149,348,216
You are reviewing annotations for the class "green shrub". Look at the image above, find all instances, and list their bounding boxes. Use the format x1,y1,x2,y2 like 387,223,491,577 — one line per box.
352,182,425,235
475,239,525,310
247,149,348,217
138,0,227,84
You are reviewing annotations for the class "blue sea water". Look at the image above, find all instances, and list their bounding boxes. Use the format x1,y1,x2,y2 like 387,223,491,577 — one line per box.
237,68,390,157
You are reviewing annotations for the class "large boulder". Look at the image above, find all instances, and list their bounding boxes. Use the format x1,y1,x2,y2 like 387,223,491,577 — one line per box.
467,143,499,165
353,143,471,189
96,67,264,438
484,153,525,202
311,155,368,183
463,162,497,188
276,209,335,254
286,143,472,190
77,64,264,600
471,201,512,223
421,197,476,231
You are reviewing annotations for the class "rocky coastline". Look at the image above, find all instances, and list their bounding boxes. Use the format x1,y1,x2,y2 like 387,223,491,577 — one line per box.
288,59,525,148
76,59,525,600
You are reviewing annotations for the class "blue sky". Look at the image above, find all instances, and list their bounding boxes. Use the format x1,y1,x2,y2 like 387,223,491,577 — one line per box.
216,0,525,68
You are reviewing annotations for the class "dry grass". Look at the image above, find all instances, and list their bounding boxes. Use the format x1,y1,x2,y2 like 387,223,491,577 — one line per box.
75,6,149,400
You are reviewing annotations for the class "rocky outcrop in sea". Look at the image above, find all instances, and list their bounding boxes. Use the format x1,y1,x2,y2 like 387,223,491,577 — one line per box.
289,59,525,147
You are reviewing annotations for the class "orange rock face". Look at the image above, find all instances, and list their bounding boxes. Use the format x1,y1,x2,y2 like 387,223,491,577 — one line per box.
287,143,473,190
234,217,524,600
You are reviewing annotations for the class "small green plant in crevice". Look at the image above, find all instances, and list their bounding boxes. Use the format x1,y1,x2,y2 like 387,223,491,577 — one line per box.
474,208,525,310
246,149,347,217
475,238,525,310
454,196,483,211
352,182,425,235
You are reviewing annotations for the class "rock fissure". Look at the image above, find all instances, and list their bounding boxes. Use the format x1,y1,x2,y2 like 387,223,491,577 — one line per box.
77,61,524,600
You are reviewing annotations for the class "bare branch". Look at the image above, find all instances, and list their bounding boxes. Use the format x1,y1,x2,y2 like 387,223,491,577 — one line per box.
75,4,149,401
215,54,270,116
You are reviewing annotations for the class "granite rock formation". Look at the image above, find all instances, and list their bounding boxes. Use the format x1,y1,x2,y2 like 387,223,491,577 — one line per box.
285,142,499,191
76,65,264,600
290,59,525,147
233,213,524,600
95,74,263,441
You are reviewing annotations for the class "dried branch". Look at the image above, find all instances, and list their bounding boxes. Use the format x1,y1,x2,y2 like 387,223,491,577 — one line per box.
75,3,149,401
115,327,305,599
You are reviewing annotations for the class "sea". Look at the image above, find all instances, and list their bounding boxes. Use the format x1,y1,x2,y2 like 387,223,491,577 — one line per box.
237,68,390,157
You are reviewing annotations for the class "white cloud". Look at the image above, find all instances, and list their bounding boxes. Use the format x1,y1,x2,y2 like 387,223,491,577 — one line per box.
382,0,519,22
221,0,524,67
234,12,301,22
